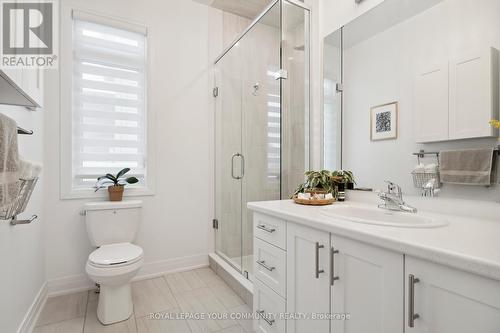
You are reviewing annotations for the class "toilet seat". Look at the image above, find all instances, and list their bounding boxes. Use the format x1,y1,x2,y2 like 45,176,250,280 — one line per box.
88,242,143,268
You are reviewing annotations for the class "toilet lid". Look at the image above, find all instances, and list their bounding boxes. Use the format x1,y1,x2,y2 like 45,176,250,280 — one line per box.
89,242,143,266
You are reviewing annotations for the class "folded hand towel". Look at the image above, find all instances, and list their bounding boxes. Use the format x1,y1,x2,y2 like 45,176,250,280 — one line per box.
0,113,20,208
424,163,438,173
413,164,425,173
439,148,495,185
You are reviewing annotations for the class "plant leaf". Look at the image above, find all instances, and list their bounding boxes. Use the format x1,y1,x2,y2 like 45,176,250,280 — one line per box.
125,177,139,184
104,174,118,184
116,168,131,179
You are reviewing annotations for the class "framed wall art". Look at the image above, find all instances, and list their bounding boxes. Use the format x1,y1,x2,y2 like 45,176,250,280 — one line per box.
370,102,398,141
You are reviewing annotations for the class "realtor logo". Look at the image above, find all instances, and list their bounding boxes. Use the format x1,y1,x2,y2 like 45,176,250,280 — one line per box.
1,0,58,68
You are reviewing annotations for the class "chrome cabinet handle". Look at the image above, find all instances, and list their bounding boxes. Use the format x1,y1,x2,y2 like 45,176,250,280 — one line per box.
257,310,275,326
408,274,420,327
231,153,242,179
315,242,325,278
330,247,339,285
257,224,276,233
256,260,276,272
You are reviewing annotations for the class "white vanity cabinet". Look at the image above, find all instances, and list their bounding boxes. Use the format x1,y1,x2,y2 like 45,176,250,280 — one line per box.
253,213,288,333
253,213,405,333
405,256,500,332
286,223,331,333
330,234,403,333
252,211,500,333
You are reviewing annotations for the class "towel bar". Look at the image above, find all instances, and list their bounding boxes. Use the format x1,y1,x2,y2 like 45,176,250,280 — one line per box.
413,148,500,161
10,215,37,225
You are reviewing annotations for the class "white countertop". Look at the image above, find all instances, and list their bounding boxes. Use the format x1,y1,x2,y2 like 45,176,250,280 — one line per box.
248,199,500,281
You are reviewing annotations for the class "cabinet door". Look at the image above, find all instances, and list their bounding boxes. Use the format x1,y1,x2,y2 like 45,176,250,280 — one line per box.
449,48,499,139
405,256,500,332
287,223,330,333
254,279,286,333
414,64,449,143
331,234,404,333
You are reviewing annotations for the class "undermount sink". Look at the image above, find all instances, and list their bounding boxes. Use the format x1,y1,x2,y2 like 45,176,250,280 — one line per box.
320,205,448,228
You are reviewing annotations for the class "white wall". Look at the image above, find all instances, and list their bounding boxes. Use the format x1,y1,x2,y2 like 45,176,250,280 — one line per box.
44,0,219,293
321,0,385,38
343,0,500,201
0,105,45,332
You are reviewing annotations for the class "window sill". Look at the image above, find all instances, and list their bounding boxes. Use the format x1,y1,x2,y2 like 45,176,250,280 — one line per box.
60,187,155,200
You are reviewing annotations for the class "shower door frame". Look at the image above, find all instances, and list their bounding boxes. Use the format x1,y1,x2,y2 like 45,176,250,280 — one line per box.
213,0,312,279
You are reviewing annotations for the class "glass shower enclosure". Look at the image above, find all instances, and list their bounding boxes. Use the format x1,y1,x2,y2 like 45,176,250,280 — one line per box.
214,0,310,280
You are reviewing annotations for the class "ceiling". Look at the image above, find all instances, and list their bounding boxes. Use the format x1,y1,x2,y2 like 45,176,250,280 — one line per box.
193,0,274,20
343,0,443,49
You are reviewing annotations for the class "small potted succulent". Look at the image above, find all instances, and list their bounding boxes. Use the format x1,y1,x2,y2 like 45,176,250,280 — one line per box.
331,170,355,201
94,168,139,201
331,170,356,189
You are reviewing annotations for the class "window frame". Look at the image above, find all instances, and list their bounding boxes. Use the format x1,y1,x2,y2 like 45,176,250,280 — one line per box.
60,4,155,199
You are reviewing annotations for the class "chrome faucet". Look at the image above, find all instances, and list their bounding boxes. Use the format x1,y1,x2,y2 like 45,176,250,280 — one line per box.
378,181,417,213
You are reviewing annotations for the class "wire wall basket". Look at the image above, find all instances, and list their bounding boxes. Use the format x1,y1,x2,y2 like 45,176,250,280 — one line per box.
411,171,441,189
0,177,38,221
411,150,441,189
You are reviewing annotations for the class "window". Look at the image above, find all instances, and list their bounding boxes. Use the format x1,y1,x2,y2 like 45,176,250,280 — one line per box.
71,12,147,189
267,67,281,182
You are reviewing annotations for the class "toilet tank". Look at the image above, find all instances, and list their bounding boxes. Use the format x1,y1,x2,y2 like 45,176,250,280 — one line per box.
84,200,142,247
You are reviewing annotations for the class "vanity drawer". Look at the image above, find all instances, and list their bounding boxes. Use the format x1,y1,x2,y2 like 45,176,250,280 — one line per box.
253,279,286,333
254,213,286,250
254,237,286,297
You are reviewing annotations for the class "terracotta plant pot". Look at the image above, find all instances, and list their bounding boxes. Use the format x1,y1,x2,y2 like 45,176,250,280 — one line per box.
108,185,124,201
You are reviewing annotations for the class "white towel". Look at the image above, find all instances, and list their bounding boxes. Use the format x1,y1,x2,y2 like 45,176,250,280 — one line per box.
18,159,42,179
0,113,20,208
424,163,438,173
413,164,425,173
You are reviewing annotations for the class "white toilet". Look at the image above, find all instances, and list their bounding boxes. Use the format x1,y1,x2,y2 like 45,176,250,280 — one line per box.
84,200,143,325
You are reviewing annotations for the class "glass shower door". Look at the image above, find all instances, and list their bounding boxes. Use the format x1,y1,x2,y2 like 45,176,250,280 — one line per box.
241,3,281,279
214,39,244,272
214,2,281,278
214,0,310,280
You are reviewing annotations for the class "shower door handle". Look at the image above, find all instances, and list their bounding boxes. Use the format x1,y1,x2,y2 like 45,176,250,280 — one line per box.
231,153,243,180
240,154,245,179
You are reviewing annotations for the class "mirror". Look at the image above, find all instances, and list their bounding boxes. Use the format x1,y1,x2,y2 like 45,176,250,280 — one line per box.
323,0,500,200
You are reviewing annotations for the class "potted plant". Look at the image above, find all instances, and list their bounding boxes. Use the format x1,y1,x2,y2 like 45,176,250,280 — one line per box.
331,170,356,190
293,170,338,197
94,168,139,201
329,170,356,201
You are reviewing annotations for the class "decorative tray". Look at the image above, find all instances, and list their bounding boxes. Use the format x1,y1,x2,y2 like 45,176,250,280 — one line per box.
293,196,336,206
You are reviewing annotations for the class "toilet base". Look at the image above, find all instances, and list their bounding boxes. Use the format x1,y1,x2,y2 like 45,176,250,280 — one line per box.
97,283,133,325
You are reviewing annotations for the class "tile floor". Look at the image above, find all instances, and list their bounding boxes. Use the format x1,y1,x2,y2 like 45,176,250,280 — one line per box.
33,267,254,333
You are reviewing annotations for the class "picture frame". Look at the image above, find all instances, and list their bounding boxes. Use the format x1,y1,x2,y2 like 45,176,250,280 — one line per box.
370,101,398,141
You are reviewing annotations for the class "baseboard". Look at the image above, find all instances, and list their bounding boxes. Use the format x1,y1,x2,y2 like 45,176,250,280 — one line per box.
137,253,209,280
17,282,48,333
46,274,95,297
46,253,209,297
